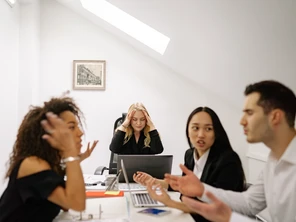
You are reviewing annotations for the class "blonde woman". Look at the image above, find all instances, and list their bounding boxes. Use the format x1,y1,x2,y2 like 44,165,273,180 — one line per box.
109,103,164,154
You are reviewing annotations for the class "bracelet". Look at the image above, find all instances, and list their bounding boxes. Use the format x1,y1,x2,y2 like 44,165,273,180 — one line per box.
61,156,81,164
121,124,128,128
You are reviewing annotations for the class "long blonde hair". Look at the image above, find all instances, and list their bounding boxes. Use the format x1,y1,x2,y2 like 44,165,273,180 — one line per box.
123,103,151,148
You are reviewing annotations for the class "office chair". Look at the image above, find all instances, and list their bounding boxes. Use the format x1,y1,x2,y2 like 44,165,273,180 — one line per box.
94,113,127,175
244,182,252,190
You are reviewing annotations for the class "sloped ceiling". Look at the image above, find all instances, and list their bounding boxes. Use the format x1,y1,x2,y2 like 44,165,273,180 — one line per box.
56,0,296,108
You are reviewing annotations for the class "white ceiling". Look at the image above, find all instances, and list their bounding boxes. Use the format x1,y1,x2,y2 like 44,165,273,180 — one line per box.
55,0,296,108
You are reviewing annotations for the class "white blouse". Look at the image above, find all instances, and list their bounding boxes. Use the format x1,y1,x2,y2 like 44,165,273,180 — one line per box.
193,149,210,179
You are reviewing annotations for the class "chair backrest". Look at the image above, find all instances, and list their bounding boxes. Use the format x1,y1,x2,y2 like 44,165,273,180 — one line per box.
244,182,252,191
108,112,127,174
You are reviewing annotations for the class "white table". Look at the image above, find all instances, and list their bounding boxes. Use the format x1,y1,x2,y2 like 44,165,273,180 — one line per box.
54,191,194,222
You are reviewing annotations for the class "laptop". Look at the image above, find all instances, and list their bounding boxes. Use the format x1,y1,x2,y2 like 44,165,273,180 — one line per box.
117,155,173,183
121,159,165,208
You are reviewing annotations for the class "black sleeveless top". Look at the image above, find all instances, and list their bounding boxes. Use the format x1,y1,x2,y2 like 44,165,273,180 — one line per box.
0,160,65,222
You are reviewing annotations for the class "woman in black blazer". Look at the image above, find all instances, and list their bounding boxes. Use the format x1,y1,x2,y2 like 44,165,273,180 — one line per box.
134,107,245,222
109,102,164,154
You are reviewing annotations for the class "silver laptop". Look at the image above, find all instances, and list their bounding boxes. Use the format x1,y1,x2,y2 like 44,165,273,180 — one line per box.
121,159,165,208
118,183,146,191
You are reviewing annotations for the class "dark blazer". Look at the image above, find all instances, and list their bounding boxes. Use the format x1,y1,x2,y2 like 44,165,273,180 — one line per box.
183,148,245,222
109,129,164,154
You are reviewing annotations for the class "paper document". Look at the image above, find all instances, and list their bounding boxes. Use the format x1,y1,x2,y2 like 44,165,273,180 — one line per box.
83,174,105,184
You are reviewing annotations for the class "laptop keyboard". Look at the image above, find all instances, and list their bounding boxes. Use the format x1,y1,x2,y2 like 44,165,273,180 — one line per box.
134,193,158,205
119,183,146,191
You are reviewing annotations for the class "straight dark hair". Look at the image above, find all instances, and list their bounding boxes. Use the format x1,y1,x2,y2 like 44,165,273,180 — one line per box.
244,80,295,128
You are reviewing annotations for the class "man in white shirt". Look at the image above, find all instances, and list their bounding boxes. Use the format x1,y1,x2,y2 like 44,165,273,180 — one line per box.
164,80,296,222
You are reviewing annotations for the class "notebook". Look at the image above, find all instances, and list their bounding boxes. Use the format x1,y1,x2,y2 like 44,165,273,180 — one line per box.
120,159,165,208
85,190,124,198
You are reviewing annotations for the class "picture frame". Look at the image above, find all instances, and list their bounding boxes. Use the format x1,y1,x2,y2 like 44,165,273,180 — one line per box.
73,60,106,90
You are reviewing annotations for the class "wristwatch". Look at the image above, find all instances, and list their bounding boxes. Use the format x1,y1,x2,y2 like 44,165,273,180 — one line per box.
61,156,81,164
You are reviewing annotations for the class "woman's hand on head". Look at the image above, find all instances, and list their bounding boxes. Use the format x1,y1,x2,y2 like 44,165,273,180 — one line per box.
133,171,154,186
122,109,135,128
79,140,99,162
143,111,155,131
41,112,76,154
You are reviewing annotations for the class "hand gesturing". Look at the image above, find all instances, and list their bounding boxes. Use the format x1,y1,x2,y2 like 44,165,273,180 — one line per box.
133,171,154,186
182,192,231,222
79,140,99,162
164,164,204,197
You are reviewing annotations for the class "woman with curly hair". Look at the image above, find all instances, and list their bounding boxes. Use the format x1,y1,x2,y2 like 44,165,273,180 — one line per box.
109,102,164,154
0,97,98,222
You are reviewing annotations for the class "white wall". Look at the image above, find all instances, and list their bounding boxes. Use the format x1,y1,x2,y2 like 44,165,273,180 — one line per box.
39,0,248,176
1,0,257,197
0,0,20,194
247,143,269,184
18,0,41,122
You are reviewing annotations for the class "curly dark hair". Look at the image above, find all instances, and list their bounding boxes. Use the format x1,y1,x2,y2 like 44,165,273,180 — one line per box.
6,97,84,178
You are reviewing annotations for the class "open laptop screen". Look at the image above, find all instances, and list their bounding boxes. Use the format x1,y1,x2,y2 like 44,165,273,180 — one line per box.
117,155,173,183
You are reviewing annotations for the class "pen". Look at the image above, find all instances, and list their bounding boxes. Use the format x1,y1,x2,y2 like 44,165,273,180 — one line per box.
85,183,99,186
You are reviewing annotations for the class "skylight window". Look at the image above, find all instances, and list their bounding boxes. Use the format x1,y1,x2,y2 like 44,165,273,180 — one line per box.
80,0,170,55
5,0,16,7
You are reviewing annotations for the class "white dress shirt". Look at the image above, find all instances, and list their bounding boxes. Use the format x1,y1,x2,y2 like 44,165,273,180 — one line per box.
200,137,296,222
193,149,210,179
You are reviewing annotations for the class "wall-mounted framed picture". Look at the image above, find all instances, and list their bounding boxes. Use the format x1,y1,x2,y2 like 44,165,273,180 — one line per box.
73,60,106,90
